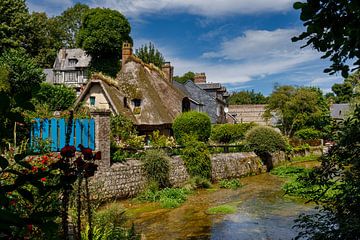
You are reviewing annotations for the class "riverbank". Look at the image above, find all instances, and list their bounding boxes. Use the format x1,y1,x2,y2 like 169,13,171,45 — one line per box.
105,159,319,239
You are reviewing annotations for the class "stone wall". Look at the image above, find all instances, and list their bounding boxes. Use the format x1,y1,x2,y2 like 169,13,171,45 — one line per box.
92,151,287,200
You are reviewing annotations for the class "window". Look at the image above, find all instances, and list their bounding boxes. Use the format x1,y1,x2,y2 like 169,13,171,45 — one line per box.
90,96,95,106
132,99,141,107
65,72,78,82
68,59,78,66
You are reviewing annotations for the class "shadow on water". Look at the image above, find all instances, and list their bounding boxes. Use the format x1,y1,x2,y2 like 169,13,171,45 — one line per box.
121,164,318,240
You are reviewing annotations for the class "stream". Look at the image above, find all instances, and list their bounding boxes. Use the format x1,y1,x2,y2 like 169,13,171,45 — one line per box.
119,161,318,240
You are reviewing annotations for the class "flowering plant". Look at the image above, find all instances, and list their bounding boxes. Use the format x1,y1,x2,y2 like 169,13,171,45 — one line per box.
0,144,101,239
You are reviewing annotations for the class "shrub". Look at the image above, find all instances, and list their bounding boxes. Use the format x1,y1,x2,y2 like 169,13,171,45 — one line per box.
142,149,170,188
149,130,176,148
245,126,286,154
172,111,211,144
186,176,212,190
294,128,322,140
219,179,242,189
136,183,191,209
181,135,212,179
211,123,255,144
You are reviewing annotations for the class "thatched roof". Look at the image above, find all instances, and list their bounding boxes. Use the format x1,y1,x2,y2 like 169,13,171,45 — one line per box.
116,58,186,125
75,58,186,126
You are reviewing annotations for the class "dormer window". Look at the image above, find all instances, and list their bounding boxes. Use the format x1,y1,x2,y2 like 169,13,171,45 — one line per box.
132,99,141,107
68,59,78,66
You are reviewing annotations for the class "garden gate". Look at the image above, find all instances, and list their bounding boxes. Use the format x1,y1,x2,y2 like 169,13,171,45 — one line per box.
30,118,95,151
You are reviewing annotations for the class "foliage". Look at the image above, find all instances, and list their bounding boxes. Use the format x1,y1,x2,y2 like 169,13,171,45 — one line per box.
33,82,77,111
142,149,170,189
77,8,132,76
83,203,140,240
135,42,165,68
172,111,211,144
294,128,322,140
110,115,145,162
57,3,90,48
173,71,195,84
264,85,330,136
136,183,191,209
330,71,360,103
111,115,137,141
0,48,44,148
148,130,176,148
292,106,360,239
206,204,236,215
292,1,360,77
219,179,242,190
0,0,30,54
245,126,286,154
210,123,255,144
181,135,212,179
0,144,101,239
228,90,268,105
185,176,212,190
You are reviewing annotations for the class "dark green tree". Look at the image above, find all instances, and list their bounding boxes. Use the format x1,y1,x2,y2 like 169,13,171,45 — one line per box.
27,12,66,68
330,71,360,103
294,106,360,239
77,8,132,77
57,3,90,48
33,83,77,111
173,71,195,84
135,42,165,68
0,0,31,54
228,90,268,105
0,48,44,148
265,86,329,136
292,1,360,78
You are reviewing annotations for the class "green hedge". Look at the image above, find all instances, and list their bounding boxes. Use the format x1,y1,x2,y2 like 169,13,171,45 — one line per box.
245,126,286,153
211,123,255,144
142,149,170,188
294,128,322,140
172,111,211,144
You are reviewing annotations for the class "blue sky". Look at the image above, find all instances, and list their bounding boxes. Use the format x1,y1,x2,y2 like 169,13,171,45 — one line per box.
27,0,344,95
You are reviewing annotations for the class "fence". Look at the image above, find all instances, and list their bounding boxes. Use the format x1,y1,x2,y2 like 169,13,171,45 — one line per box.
31,118,95,151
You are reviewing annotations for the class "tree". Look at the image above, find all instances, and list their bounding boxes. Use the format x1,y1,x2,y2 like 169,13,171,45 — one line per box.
294,106,360,239
77,8,132,77
0,0,30,54
329,71,360,103
0,48,44,148
57,3,89,48
135,42,165,68
292,1,360,78
228,90,268,105
33,83,77,111
173,71,195,84
26,12,66,68
265,85,330,136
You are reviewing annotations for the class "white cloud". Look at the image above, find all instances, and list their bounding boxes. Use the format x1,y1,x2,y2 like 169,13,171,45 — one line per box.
90,0,293,17
27,0,73,15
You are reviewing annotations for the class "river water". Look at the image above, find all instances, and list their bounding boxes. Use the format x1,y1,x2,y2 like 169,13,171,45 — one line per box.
120,162,317,240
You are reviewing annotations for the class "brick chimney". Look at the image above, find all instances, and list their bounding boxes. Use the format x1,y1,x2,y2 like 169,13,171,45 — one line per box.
194,72,206,84
162,62,174,82
122,42,132,68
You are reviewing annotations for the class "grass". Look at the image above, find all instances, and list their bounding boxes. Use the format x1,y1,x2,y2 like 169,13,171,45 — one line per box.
219,179,242,190
206,204,237,215
135,186,191,209
271,165,339,201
